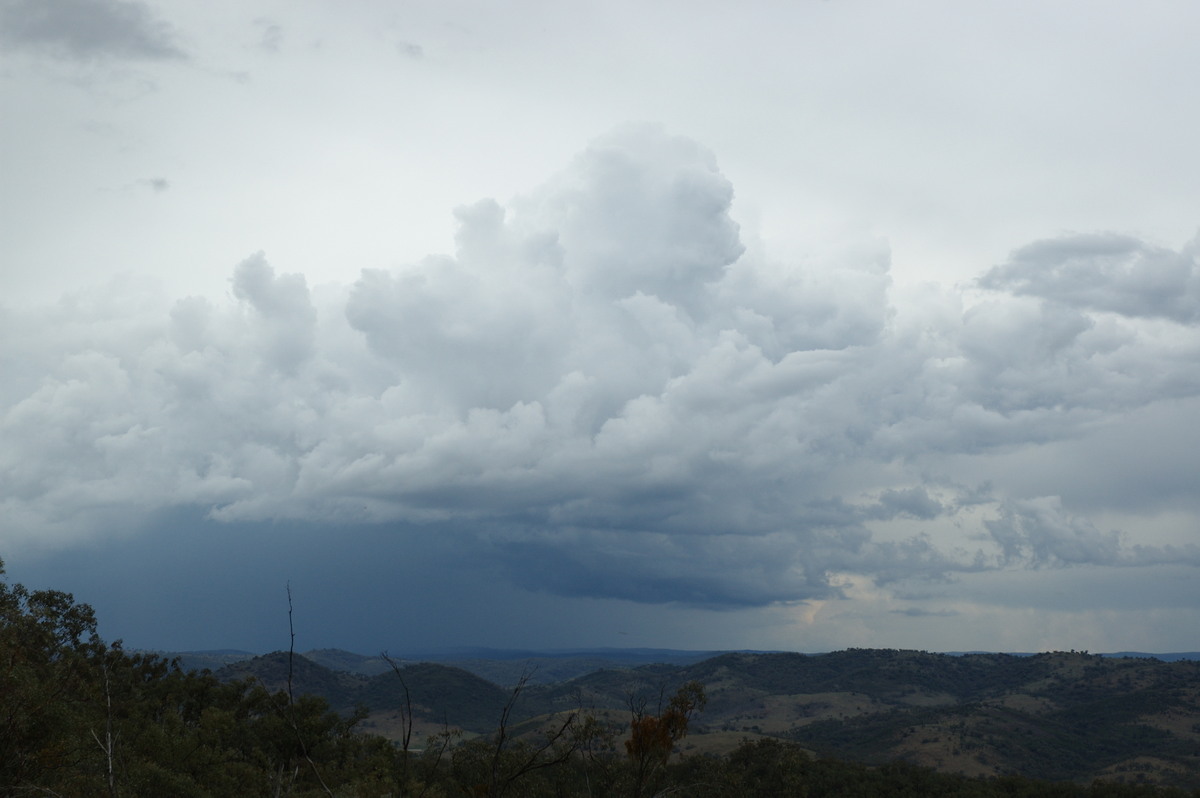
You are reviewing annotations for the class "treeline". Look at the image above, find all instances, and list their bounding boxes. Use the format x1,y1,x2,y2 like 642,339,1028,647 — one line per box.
2,562,1197,797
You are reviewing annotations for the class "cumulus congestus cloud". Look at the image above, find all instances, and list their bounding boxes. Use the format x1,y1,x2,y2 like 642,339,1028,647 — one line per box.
2,126,1199,608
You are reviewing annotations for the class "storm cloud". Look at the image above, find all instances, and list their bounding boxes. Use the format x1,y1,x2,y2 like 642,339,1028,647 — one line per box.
3,126,1197,619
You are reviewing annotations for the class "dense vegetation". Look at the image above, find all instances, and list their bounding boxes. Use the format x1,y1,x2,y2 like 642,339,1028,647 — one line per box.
3,560,1199,797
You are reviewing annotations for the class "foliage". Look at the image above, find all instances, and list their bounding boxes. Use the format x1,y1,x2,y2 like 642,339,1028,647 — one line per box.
4,558,1200,796
623,680,706,797
0,558,396,796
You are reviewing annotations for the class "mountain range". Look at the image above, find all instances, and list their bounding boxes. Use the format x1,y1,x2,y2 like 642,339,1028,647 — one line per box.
149,647,1200,789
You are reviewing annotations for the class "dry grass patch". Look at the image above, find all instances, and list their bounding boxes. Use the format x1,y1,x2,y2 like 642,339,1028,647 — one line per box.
679,730,775,758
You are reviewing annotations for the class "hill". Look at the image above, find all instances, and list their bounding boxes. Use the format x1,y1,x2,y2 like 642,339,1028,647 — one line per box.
301,646,724,685
14,565,1198,797
211,647,1200,789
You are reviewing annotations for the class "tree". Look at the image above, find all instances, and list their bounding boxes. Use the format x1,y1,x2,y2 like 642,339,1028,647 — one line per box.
381,650,458,797
0,557,107,793
448,667,583,792
625,680,706,798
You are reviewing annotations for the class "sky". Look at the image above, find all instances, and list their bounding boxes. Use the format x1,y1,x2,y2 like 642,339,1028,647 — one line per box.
2,0,1199,657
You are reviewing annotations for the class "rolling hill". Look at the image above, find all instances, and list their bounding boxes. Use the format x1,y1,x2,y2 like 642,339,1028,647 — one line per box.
205,648,1200,789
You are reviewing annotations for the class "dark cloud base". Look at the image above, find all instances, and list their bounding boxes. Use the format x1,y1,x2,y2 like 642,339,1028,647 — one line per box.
5,511,563,653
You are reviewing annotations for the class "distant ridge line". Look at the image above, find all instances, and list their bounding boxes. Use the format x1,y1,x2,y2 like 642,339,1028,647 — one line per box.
147,646,1200,670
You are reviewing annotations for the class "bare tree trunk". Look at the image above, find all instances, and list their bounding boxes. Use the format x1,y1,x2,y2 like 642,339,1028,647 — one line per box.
89,659,118,798
484,670,580,798
381,651,417,794
285,584,334,798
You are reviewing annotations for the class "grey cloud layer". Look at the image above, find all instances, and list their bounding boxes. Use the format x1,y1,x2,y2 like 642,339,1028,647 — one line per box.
0,0,185,62
3,126,1198,608
980,233,1200,324
986,496,1200,569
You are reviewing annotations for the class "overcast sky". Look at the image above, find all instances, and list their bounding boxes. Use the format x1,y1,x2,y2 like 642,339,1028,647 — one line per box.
2,0,1199,656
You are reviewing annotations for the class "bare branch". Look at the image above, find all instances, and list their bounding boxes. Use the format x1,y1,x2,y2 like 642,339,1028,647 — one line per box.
284,584,334,798
380,651,414,757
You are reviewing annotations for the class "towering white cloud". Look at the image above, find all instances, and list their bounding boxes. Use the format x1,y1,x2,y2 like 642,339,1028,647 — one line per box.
2,127,1198,611
231,252,318,375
